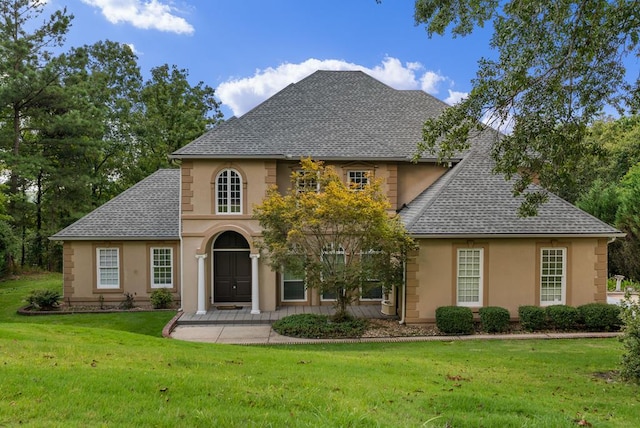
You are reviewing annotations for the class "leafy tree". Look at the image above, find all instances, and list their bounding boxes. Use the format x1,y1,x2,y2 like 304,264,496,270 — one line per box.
0,0,72,202
414,0,640,215
614,163,640,282
254,159,415,318
124,65,222,186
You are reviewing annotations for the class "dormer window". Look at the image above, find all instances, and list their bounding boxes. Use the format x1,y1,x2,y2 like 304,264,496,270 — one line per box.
216,169,242,214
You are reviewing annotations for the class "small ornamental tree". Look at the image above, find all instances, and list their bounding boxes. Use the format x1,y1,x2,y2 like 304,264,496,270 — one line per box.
254,158,415,319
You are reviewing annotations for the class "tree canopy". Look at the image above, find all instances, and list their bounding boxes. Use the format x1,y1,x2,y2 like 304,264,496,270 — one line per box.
414,0,640,215
0,0,223,274
254,159,415,317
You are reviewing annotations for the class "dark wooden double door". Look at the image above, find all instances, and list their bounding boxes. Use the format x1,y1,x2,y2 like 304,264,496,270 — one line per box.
213,232,251,303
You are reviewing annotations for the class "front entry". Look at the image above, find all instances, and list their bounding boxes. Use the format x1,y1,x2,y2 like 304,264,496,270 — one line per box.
213,231,251,303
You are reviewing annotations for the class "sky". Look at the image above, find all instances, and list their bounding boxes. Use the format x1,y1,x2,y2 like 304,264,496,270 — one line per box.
42,0,496,119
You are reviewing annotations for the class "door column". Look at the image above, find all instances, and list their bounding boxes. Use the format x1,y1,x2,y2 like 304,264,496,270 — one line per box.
196,253,207,315
250,253,260,314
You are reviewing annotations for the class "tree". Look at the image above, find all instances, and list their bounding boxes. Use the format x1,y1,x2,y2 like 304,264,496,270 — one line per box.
414,0,640,215
124,64,222,187
254,159,415,318
0,0,72,201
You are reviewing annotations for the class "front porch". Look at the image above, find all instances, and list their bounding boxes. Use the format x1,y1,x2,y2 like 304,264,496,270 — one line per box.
177,304,396,326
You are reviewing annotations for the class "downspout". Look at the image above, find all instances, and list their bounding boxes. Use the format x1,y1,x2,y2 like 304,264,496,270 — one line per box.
178,171,184,312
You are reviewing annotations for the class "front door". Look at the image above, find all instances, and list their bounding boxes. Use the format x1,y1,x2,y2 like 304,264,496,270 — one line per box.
214,251,251,302
213,231,252,303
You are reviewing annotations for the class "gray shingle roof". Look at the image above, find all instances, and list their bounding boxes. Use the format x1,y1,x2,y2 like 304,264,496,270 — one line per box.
172,70,467,160
400,139,623,237
50,169,180,240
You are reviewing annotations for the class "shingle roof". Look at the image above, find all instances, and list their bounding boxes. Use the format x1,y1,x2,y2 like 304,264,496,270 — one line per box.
172,70,467,160
50,169,180,240
51,70,621,241
400,139,624,237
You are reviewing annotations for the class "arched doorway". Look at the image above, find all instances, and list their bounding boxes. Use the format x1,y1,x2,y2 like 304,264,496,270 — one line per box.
212,231,251,303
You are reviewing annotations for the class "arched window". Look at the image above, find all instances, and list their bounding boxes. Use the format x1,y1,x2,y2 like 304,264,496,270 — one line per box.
216,169,242,214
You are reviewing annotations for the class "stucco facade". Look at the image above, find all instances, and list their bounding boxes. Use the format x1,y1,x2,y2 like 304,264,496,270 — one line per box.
51,70,622,320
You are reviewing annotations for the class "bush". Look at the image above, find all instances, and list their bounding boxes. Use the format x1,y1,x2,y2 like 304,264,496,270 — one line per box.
479,306,511,333
150,288,174,309
272,313,368,338
27,289,61,310
545,305,579,330
619,293,640,383
518,306,547,331
120,292,135,309
435,306,474,335
577,303,622,332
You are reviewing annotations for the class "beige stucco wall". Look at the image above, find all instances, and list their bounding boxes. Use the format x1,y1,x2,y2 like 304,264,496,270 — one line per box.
62,240,180,306
180,159,277,313
406,237,608,324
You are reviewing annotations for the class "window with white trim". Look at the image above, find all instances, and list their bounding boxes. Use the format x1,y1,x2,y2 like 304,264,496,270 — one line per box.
360,250,383,300
295,173,319,193
216,169,242,214
151,248,173,288
348,170,370,191
321,245,345,301
97,248,120,289
540,248,566,305
282,268,307,302
457,248,483,306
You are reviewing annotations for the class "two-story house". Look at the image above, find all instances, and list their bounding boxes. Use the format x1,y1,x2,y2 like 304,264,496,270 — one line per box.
51,70,623,323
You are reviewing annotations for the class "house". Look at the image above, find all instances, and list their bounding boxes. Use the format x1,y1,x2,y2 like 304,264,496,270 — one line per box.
51,70,623,323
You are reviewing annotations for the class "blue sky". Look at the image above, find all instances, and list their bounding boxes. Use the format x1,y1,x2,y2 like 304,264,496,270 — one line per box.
45,0,495,118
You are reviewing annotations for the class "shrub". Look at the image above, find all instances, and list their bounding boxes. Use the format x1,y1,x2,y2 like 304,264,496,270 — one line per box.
518,306,547,331
545,305,579,330
272,313,368,338
120,292,136,310
150,289,174,309
27,289,61,310
435,306,474,335
619,293,640,383
577,303,622,332
479,306,511,333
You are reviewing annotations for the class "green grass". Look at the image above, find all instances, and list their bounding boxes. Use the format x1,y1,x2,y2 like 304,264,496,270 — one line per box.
0,272,176,336
0,273,638,427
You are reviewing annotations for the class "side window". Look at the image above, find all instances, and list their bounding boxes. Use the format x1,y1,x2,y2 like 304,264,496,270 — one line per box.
456,248,483,306
216,169,242,214
151,248,173,288
97,248,120,289
540,248,566,305
295,170,320,193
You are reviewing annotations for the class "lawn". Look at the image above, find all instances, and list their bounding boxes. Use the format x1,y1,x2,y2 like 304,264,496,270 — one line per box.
1,273,638,427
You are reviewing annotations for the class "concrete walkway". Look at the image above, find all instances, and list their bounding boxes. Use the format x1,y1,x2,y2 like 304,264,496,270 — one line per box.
168,322,620,345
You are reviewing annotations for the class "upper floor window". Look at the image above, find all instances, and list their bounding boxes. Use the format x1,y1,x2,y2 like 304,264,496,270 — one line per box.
540,248,566,305
348,170,370,190
295,171,319,194
216,169,242,214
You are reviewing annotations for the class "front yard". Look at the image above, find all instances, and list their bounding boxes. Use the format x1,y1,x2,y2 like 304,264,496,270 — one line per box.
0,273,638,427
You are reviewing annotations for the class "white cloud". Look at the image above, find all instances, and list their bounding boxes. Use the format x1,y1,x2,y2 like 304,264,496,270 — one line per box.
217,57,454,117
444,89,468,105
81,0,194,34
